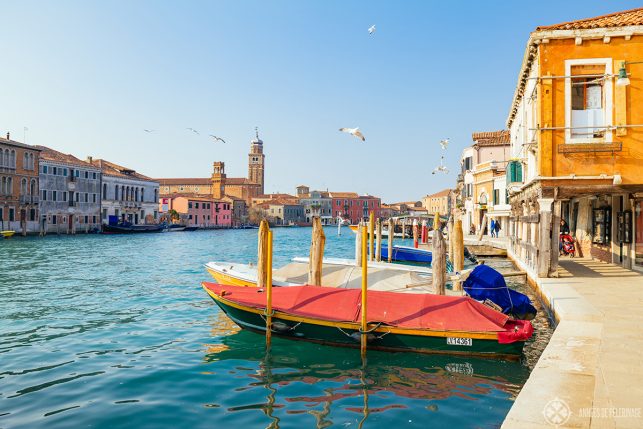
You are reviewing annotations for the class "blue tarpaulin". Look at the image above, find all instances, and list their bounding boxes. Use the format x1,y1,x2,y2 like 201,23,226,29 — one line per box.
463,265,537,320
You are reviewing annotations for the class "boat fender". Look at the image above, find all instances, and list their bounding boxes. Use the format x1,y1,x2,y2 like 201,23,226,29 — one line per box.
349,332,376,343
271,321,292,333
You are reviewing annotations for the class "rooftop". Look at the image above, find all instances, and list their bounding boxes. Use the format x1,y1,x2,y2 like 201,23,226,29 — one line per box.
536,7,643,31
425,188,452,198
35,146,97,168
90,158,156,182
156,178,211,186
0,136,41,151
471,130,510,146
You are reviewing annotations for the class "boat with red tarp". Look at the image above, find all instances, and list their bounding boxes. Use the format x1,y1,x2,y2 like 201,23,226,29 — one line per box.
202,282,534,360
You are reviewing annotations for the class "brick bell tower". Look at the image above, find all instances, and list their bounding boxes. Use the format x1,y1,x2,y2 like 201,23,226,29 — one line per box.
248,127,265,195
211,161,226,199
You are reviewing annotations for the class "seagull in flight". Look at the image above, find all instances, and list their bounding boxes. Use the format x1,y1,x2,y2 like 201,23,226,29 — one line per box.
339,127,365,142
432,156,449,175
368,25,376,35
143,129,155,133
186,128,200,135
209,135,226,144
439,138,449,150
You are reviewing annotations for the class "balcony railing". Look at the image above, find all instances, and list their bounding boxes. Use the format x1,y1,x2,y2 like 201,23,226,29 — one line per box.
19,195,39,205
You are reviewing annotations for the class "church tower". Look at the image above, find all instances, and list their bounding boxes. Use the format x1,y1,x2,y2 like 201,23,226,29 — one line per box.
211,161,226,199
248,127,265,195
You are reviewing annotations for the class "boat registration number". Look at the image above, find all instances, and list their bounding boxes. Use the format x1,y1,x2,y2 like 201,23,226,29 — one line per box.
446,337,472,346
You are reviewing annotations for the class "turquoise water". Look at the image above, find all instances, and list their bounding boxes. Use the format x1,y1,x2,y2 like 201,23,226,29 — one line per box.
0,227,545,428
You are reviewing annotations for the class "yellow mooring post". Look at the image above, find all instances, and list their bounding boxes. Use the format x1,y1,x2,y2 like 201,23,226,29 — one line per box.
361,224,368,359
387,218,394,263
257,219,270,290
266,229,273,348
453,220,465,291
308,216,325,286
434,212,440,235
375,218,382,262
368,212,374,261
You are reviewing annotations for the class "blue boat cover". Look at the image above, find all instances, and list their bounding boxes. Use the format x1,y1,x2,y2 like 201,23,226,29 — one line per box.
463,265,537,320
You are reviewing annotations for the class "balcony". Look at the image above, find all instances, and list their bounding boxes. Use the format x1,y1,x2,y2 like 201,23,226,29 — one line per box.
19,195,39,205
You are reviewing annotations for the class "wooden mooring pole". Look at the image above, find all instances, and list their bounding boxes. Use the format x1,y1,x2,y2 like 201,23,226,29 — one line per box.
448,216,454,264
355,220,363,267
308,216,325,286
387,218,394,263
257,219,270,290
375,218,382,262
368,212,374,261
412,219,418,248
432,224,446,295
453,220,465,291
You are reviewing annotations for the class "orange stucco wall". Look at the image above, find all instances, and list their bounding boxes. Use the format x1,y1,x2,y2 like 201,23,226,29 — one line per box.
537,35,643,184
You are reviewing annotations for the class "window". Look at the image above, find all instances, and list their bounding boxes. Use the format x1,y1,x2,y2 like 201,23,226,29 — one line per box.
85,215,89,224
42,189,47,201
565,60,612,143
63,191,67,202
85,193,88,202
195,202,199,209
93,216,96,224
93,194,97,203
42,165,47,174
75,170,80,178
493,189,499,205
84,171,89,179
53,167,57,175
188,202,193,209
103,209,108,220
93,172,97,180
52,190,57,201
30,209,36,221
63,168,68,177
103,183,107,199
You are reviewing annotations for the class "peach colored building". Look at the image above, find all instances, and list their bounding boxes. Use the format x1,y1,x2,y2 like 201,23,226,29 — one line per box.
160,195,232,228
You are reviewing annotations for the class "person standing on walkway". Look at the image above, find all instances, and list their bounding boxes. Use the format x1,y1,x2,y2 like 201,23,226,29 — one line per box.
494,219,501,237
490,219,496,237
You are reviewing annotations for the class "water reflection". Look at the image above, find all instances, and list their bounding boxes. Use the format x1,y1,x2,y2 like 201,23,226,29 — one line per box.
203,329,530,428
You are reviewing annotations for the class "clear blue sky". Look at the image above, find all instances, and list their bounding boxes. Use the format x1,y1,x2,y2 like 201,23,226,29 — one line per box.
1,1,640,202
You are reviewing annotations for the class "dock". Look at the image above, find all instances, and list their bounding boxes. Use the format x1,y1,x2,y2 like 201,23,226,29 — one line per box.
502,258,643,428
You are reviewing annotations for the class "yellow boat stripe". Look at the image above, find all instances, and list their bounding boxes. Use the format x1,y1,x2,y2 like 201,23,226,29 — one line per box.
202,283,500,341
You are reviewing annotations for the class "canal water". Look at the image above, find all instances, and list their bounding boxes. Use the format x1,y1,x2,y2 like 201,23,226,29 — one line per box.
0,227,552,428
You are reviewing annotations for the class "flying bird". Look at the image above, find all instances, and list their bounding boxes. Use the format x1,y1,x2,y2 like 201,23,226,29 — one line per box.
368,25,376,35
186,128,200,135
143,129,155,133
439,138,449,150
339,127,365,142
209,135,226,144
432,156,449,175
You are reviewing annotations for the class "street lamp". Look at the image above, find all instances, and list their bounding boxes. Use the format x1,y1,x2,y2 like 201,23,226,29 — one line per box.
616,61,643,86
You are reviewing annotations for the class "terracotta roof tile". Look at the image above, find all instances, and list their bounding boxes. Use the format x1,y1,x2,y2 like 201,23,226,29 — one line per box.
471,130,510,145
34,146,96,168
425,188,452,198
156,178,211,186
90,159,156,182
536,7,643,31
329,192,359,199
0,137,42,151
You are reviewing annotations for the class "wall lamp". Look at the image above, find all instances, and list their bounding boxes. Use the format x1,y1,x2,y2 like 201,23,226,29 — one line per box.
616,61,643,86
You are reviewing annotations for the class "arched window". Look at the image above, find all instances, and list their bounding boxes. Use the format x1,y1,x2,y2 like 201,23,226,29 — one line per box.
141,188,145,202
135,188,139,202
125,186,129,201
115,185,119,200
479,193,488,205
29,153,34,170
1,177,5,195
103,183,107,199
4,149,9,167
121,186,125,201
130,187,134,201
20,178,27,195
10,150,16,168
7,177,12,194
0,150,3,166
30,179,36,196
23,153,28,169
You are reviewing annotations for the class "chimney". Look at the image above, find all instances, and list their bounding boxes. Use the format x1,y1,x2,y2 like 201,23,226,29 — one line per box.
87,156,93,164
6,132,9,140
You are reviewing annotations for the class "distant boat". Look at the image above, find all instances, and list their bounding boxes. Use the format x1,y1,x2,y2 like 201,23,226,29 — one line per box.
183,226,200,232
1,230,16,239
102,223,165,234
167,224,186,232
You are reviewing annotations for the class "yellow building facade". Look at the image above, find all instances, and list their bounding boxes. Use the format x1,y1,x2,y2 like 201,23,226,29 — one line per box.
507,8,643,276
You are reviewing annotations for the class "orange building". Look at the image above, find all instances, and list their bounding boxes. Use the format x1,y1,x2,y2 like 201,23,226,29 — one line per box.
422,189,452,216
506,8,643,276
0,133,40,234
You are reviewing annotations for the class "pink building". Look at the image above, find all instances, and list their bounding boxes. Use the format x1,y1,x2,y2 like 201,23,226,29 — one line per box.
329,192,381,224
159,195,232,228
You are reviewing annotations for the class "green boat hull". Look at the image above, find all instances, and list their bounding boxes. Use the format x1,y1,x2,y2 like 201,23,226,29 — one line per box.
211,297,525,360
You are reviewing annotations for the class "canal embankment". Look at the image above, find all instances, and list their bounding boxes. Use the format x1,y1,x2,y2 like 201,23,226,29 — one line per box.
467,236,643,428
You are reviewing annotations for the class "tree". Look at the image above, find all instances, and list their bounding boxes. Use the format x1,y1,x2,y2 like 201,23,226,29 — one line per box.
248,206,268,225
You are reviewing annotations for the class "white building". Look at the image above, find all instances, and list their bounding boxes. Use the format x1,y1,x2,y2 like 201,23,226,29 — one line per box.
89,158,159,225
460,146,475,234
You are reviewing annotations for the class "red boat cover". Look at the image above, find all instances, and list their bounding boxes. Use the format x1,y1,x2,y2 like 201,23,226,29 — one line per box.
203,283,515,333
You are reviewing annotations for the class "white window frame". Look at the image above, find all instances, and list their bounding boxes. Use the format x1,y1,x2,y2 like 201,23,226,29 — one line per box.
564,58,613,144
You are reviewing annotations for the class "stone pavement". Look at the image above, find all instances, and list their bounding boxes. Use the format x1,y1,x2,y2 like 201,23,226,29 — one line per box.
502,258,643,428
